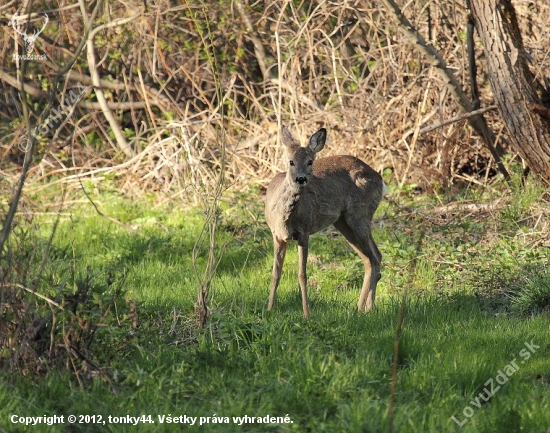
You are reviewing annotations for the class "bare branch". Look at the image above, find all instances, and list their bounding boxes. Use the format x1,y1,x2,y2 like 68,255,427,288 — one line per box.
0,70,46,97
420,105,498,134
235,0,272,81
79,0,141,157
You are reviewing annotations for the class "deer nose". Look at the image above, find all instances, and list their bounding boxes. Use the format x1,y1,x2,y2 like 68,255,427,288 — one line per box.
296,176,307,185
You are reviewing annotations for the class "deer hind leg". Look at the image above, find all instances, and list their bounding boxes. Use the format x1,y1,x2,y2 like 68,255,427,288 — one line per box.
268,236,287,311
359,231,382,311
334,218,381,312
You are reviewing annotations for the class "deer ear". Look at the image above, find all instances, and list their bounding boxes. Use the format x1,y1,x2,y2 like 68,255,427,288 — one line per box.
281,125,299,149
308,128,326,153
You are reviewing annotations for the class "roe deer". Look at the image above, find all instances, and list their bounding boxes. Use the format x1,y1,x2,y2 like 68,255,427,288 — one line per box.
265,126,385,318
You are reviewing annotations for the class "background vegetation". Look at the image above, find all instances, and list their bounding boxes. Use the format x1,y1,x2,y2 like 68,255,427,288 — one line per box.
2,0,548,192
1,0,549,432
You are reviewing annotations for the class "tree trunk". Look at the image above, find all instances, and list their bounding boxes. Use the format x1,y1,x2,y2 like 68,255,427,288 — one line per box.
470,0,550,184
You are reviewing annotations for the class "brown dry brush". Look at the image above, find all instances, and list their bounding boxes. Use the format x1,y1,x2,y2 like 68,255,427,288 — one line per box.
0,0,549,198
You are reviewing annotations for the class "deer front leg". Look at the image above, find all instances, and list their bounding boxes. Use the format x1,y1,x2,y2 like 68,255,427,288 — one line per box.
268,236,287,311
297,235,310,319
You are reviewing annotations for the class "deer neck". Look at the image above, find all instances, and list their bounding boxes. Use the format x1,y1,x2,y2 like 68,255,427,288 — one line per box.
280,176,307,216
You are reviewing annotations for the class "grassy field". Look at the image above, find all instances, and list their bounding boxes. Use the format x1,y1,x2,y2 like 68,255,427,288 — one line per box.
1,176,550,433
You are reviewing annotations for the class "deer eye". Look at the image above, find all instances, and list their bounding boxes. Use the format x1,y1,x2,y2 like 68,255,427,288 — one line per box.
307,160,313,166
289,161,295,166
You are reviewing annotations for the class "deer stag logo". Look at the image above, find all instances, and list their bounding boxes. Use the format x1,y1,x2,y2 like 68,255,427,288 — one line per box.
10,12,49,55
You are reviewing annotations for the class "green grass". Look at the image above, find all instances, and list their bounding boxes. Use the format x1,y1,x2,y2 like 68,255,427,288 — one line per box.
1,181,550,432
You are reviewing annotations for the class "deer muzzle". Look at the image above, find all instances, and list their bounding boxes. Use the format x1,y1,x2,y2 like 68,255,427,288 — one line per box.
295,176,307,185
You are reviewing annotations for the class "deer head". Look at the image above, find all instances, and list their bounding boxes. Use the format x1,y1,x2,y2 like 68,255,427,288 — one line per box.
10,12,49,55
281,126,326,189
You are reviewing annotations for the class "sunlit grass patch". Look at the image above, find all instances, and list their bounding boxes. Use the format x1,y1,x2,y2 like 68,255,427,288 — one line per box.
1,181,549,432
